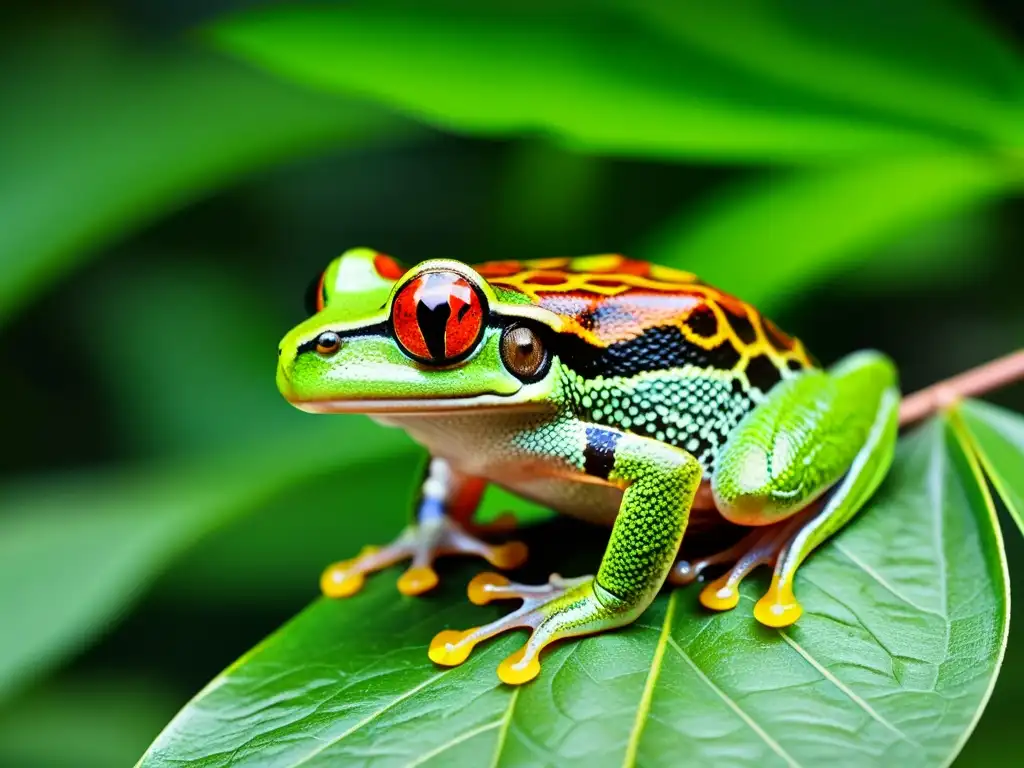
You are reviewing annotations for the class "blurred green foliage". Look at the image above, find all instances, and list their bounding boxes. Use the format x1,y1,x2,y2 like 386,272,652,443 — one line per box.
0,0,1023,765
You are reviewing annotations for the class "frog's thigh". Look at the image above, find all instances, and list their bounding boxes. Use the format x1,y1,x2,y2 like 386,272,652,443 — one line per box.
713,350,898,525
710,351,900,626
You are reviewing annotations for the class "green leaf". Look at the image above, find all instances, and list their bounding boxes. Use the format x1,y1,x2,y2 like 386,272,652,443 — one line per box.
0,20,406,325
139,417,1008,767
955,398,1024,533
206,1,960,164
621,0,1024,148
0,424,408,703
643,154,1012,311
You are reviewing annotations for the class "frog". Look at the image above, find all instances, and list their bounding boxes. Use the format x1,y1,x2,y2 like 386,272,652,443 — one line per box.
276,248,899,685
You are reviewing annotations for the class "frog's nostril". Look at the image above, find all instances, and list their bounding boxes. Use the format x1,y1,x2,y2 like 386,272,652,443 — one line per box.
278,347,282,357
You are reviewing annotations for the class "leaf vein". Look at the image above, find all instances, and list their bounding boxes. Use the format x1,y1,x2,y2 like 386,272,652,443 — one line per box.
290,669,449,766
779,631,920,747
621,590,676,767
489,687,520,768
831,542,943,619
406,718,503,768
666,635,801,768
927,424,951,619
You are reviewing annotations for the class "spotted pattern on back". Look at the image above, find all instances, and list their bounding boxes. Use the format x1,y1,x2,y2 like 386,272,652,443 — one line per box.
478,254,814,383
558,367,757,473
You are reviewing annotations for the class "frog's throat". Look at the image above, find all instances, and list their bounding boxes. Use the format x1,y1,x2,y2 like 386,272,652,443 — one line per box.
287,396,551,416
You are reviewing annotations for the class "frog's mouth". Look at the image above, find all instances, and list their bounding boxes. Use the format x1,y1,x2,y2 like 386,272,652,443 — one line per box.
287,395,551,416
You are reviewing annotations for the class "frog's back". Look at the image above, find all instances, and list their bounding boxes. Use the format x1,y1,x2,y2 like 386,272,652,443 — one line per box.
478,254,816,472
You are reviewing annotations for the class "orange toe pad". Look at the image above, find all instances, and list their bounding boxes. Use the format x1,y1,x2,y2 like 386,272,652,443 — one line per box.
397,566,439,596
321,564,366,598
699,575,740,612
429,628,480,666
467,572,511,605
486,541,529,570
754,583,802,627
498,647,541,685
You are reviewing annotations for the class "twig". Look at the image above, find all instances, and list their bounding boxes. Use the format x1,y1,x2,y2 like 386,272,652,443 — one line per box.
898,349,1024,427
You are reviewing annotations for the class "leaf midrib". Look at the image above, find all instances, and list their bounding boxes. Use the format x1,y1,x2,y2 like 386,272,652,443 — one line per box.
621,590,677,767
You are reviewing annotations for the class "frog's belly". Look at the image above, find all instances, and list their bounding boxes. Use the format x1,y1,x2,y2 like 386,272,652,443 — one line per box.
492,475,720,531
374,412,720,529
495,475,624,527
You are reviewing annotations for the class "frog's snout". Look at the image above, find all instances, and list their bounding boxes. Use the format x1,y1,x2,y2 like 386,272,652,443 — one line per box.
276,335,300,399
276,358,294,397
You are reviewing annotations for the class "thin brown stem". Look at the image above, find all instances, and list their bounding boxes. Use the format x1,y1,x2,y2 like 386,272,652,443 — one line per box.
898,349,1024,427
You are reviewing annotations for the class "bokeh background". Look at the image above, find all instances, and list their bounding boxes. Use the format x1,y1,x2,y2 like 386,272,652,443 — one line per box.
2,1,1023,765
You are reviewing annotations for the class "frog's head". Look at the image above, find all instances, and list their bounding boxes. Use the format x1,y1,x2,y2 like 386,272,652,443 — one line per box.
277,248,565,414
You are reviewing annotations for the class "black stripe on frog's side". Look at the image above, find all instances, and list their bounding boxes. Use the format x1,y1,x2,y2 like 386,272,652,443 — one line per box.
583,426,620,480
295,322,389,354
549,324,743,379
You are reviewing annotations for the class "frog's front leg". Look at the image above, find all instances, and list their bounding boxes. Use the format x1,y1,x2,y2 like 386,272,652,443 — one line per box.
429,426,702,684
320,457,528,598
676,350,900,627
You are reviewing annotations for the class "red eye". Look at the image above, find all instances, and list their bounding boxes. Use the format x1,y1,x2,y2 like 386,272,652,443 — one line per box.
392,271,486,364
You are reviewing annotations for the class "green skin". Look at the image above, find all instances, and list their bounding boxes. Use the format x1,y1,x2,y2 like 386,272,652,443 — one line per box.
277,249,899,685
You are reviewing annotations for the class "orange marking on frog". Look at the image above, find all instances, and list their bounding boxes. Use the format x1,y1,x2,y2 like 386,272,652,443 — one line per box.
478,255,814,374
373,252,407,281
314,271,327,312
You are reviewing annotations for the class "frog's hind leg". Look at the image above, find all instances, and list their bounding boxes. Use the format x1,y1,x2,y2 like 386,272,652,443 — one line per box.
670,506,818,605
755,385,900,626
704,350,901,627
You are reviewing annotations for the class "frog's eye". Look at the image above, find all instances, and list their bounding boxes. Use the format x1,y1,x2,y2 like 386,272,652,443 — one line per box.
500,324,549,381
315,331,341,356
391,270,486,364
304,271,327,316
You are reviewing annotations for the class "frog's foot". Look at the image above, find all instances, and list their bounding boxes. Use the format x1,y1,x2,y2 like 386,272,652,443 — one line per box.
673,508,817,627
668,527,765,586
320,518,528,599
430,572,622,685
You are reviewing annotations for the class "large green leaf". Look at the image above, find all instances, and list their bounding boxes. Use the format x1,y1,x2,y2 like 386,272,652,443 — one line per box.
644,154,1012,311
139,416,1008,767
206,1,960,164
0,20,405,325
621,0,1024,148
955,399,1024,532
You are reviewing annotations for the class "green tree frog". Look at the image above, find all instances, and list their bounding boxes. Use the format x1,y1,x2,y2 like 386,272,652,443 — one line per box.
276,249,899,685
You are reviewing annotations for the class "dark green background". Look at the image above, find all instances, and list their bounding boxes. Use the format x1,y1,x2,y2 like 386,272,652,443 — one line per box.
1,1,1022,765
